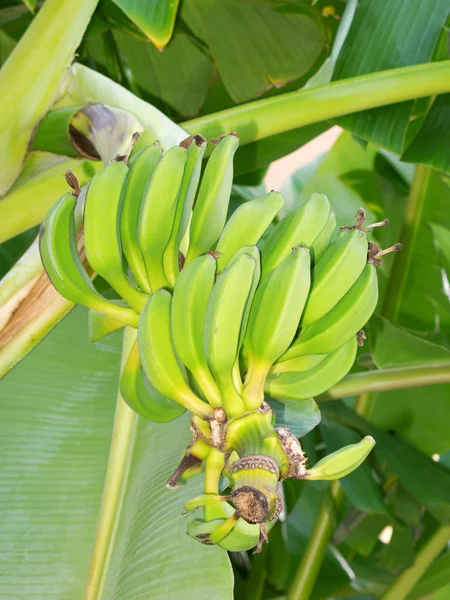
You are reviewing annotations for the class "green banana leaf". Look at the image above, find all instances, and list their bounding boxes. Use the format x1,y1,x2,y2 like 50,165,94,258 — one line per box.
333,0,449,156
181,0,325,103
0,307,233,599
110,0,180,49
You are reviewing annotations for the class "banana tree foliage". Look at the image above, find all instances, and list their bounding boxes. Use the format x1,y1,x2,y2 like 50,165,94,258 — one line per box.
1,1,450,600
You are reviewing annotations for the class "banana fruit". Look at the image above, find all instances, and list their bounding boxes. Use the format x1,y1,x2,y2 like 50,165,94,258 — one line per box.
163,135,207,287
281,262,378,359
39,192,138,327
138,145,188,292
301,227,368,326
121,142,162,293
242,245,311,410
265,336,358,401
83,160,147,313
138,290,214,421
204,252,258,416
260,193,331,278
172,254,222,408
185,133,240,263
215,191,284,272
121,339,185,422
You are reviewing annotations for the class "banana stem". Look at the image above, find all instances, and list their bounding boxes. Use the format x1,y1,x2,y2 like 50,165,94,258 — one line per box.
380,524,450,600
287,482,344,600
83,327,138,600
183,62,450,143
381,164,431,323
317,362,450,401
204,448,226,494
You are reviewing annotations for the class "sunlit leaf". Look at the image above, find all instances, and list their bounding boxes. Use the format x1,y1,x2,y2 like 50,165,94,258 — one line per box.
110,0,180,49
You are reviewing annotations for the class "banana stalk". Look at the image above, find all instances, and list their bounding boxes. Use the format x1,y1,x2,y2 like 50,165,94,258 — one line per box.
0,0,99,196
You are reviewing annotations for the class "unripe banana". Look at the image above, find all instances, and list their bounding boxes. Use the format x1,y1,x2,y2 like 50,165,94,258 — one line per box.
128,130,156,159
185,133,240,263
83,161,147,312
121,143,162,293
215,191,284,273
301,228,368,326
163,135,207,287
88,305,127,342
305,435,375,480
243,246,311,410
138,290,214,420
281,263,378,359
172,254,222,408
138,146,188,291
187,500,275,552
39,192,138,327
121,340,185,422
310,209,336,264
204,253,257,416
260,193,330,279
270,353,327,375
265,337,357,401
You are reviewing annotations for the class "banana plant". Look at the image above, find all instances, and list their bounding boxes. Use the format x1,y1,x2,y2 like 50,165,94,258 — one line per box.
1,1,450,600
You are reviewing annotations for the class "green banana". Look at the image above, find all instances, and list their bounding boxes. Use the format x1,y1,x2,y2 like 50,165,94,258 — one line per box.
305,436,375,480
301,228,368,326
121,143,162,293
281,262,378,359
163,135,207,287
83,160,147,312
186,499,275,552
265,336,357,401
270,353,327,375
138,289,214,420
138,145,187,291
310,209,336,264
215,191,284,273
88,304,127,342
128,130,157,159
260,193,330,279
39,192,138,327
185,133,240,263
204,253,258,416
171,254,223,408
243,246,311,410
121,340,185,422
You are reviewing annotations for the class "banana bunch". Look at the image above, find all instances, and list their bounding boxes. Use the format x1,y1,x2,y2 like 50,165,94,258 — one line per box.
40,130,401,553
